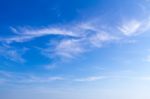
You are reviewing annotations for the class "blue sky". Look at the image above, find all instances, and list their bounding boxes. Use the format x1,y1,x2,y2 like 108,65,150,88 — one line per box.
1,0,150,99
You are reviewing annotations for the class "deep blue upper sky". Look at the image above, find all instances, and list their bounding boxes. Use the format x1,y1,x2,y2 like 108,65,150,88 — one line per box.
0,0,97,26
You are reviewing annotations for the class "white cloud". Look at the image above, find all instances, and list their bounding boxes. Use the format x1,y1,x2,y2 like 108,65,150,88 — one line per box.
77,22,99,31
0,71,64,84
40,38,85,59
2,26,79,44
0,19,119,61
118,20,142,36
74,76,106,82
17,27,77,37
2,35,36,43
89,32,118,47
118,18,150,36
18,76,64,83
54,39,84,58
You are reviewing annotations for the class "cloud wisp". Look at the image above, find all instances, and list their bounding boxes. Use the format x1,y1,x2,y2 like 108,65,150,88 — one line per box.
53,39,84,58
1,15,150,61
74,76,107,82
0,71,64,84
0,44,25,63
118,18,150,36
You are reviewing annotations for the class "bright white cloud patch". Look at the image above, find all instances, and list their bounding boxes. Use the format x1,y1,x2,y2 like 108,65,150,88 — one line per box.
0,71,64,84
4,21,118,59
3,27,78,44
89,33,118,47
118,20,141,36
1,15,150,61
118,18,150,36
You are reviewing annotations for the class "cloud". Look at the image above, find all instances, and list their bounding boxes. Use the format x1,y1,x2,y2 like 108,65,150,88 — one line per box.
118,18,150,36
18,76,64,83
40,39,85,59
0,45,25,63
1,26,79,44
1,35,36,44
74,76,107,82
0,71,64,84
88,32,118,47
38,22,118,59
41,32,116,59
118,20,141,36
54,39,84,58
1,16,150,61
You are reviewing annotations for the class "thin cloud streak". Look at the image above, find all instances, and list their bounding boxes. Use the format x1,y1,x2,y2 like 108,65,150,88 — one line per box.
54,39,84,58
2,27,78,44
74,76,107,82
0,71,65,84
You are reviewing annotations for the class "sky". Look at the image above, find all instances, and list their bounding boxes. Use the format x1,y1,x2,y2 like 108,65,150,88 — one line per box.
1,0,150,99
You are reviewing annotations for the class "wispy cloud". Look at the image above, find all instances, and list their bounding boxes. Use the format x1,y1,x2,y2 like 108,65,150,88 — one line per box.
0,26,79,44
53,39,84,58
88,32,118,47
118,20,141,36
118,18,150,36
74,76,107,82
0,44,25,63
17,76,64,83
0,71,64,84
1,15,150,61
